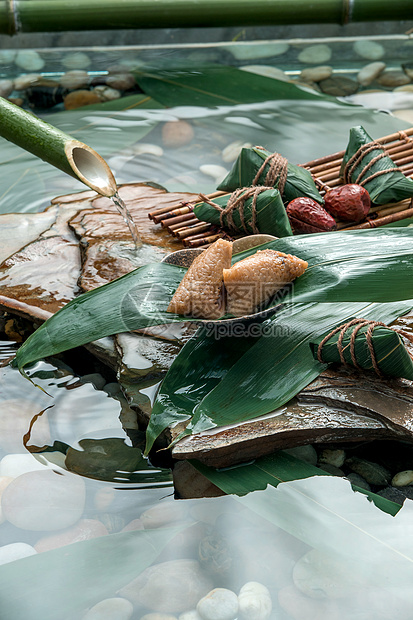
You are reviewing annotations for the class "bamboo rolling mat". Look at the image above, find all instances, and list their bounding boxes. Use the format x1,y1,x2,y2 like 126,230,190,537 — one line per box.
149,127,413,247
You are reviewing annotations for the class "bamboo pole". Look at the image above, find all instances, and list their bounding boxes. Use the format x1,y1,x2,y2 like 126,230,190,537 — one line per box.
1,0,411,34
0,97,117,197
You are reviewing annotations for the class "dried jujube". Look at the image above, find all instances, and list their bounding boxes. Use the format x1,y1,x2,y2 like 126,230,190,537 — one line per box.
286,197,337,234
324,184,371,222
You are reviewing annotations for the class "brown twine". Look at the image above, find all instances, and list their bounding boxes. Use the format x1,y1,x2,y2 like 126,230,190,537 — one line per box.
317,318,413,377
199,186,273,234
253,148,289,195
343,141,400,187
398,130,413,143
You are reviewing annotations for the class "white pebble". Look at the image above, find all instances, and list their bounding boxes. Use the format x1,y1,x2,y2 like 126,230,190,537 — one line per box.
357,61,386,86
15,50,45,71
298,44,332,64
240,65,289,82
0,542,37,566
132,143,164,157
223,43,289,60
0,79,14,98
93,85,121,101
199,164,228,183
60,70,90,90
353,40,385,61
300,65,332,83
0,453,48,478
179,612,202,620
2,469,86,531
222,140,252,163
83,597,133,620
14,73,41,90
62,52,91,70
392,470,413,487
238,582,272,620
318,449,346,468
197,588,238,620
0,50,16,65
141,615,178,620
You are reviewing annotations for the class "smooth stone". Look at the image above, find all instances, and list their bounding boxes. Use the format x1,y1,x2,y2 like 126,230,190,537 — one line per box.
7,97,23,107
83,597,133,620
0,398,51,453
222,140,252,163
121,518,145,532
0,50,16,65
64,90,101,110
2,469,86,531
318,448,345,468
34,518,108,552
62,52,91,70
283,445,317,466
297,44,332,64
394,85,413,92
357,61,386,86
199,164,228,183
0,79,14,98
378,70,411,88
240,65,289,82
238,582,272,620
300,65,332,83
223,43,289,60
392,109,413,123
346,472,371,492
14,73,41,90
60,70,90,90
140,501,188,529
94,486,116,511
0,477,13,524
345,457,391,486
293,549,357,599
118,559,213,613
93,85,121,101
197,588,238,620
0,453,48,478
353,40,385,60
141,615,178,620
319,76,359,97
392,470,413,487
132,143,164,157
106,73,135,91
393,486,413,501
376,486,406,504
79,373,106,390
179,612,202,620
162,121,195,147
15,50,45,71
0,542,37,565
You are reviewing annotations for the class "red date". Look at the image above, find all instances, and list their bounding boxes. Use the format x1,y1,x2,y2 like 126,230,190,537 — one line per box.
286,197,337,234
324,184,371,223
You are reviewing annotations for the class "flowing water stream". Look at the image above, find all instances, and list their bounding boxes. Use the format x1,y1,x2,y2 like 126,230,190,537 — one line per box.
111,190,142,250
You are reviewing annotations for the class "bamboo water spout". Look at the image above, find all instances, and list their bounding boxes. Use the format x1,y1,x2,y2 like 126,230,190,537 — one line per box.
0,97,117,197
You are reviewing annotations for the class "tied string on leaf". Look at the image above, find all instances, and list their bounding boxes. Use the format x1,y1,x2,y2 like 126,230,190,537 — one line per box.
199,185,273,234
253,147,289,195
317,318,413,377
342,141,400,187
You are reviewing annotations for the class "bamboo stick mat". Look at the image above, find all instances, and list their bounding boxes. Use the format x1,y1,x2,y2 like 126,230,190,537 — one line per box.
149,127,413,246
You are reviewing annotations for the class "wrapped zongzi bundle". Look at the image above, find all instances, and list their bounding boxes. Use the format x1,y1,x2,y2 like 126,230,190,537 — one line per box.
340,126,413,205
311,318,413,380
194,187,293,238
217,146,323,205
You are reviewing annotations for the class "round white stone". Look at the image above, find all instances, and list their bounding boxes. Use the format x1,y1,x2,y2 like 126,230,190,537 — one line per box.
199,164,228,183
132,143,164,157
82,597,133,620
353,40,385,61
223,43,289,60
179,612,202,620
392,470,413,487
298,45,332,64
60,70,90,90
240,65,289,82
0,542,37,566
318,449,346,468
0,453,48,478
62,52,91,70
300,65,332,83
197,588,238,620
0,79,14,98
0,50,16,65
14,74,41,90
222,140,252,163
93,86,121,102
2,469,86,531
357,62,386,86
140,614,178,620
15,50,45,71
238,582,272,620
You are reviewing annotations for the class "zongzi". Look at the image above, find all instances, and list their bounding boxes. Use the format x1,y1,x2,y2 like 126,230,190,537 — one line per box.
167,238,232,319
223,249,308,317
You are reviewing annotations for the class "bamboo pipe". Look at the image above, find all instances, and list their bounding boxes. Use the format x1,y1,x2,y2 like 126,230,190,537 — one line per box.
2,0,412,34
0,97,117,197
